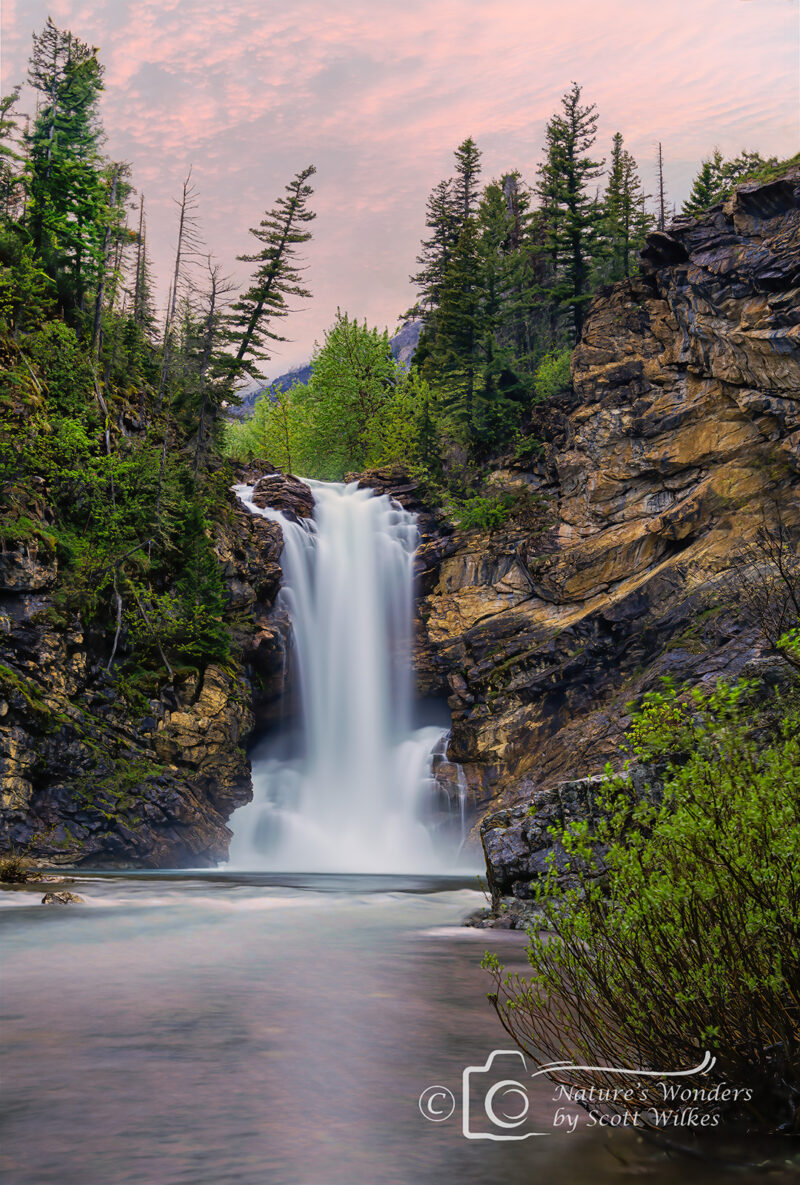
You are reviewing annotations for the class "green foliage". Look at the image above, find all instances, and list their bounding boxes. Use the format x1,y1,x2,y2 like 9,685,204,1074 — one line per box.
296,310,399,478
532,348,571,402
778,626,800,668
26,18,108,316
536,82,605,339
682,149,773,216
486,679,800,1129
0,239,55,334
363,370,440,475
223,165,316,385
26,320,95,414
599,132,653,282
453,492,517,531
452,486,548,533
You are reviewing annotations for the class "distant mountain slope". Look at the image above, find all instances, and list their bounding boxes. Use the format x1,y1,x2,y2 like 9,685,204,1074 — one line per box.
232,319,422,418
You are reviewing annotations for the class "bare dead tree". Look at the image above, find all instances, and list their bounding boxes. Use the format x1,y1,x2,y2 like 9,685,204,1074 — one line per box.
155,167,202,411
657,141,666,231
193,256,236,476
152,169,203,551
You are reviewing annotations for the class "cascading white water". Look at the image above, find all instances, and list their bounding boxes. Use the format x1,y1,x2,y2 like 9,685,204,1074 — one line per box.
228,479,460,873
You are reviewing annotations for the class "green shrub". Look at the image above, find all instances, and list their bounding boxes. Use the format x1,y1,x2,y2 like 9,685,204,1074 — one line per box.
485,679,800,1132
533,348,572,403
454,492,516,531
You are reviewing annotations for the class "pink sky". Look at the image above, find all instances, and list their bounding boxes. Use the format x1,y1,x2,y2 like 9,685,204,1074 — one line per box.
2,0,798,375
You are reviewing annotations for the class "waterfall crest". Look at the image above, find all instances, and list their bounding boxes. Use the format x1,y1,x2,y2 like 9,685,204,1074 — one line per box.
228,479,459,872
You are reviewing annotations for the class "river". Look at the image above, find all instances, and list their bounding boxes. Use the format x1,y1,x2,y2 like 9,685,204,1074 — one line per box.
0,872,771,1185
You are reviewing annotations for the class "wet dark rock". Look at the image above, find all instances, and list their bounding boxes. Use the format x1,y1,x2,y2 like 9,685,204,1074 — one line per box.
41,890,83,905
250,472,314,522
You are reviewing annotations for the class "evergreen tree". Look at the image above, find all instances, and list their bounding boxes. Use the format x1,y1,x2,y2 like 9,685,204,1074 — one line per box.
536,82,604,340
452,136,482,223
481,174,539,369
0,88,26,219
422,215,481,439
131,198,158,340
682,150,725,216
410,178,458,314
472,181,528,438
26,19,107,314
601,132,652,282
223,164,316,387
657,141,667,231
412,139,481,333
683,149,767,216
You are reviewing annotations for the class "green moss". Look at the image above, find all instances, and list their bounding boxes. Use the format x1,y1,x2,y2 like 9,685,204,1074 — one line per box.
0,663,52,720
0,515,57,553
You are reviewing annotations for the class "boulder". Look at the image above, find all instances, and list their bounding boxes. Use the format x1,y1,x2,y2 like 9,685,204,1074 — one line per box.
250,472,314,521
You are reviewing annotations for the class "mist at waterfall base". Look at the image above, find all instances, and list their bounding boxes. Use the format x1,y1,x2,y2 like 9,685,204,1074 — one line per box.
229,480,471,874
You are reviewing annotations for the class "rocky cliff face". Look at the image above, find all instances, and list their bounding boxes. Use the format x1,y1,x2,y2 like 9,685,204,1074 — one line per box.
416,168,800,818
0,483,285,866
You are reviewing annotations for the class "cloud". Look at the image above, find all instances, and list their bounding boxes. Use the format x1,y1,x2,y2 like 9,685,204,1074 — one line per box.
2,0,798,371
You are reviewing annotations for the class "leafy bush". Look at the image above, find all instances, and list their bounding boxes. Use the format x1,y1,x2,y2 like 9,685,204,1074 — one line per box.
533,348,572,403
26,321,96,416
454,486,549,533
454,492,516,531
485,679,800,1132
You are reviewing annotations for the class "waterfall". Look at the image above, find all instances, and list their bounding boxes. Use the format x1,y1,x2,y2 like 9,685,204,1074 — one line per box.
228,479,460,873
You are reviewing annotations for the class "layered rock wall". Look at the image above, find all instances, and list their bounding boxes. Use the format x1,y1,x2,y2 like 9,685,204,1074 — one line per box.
418,169,800,813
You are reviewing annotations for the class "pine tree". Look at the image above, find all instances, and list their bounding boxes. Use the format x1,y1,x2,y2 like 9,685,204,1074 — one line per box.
0,88,26,219
132,197,158,340
223,164,316,387
489,173,539,368
422,215,481,438
682,150,725,216
601,132,652,282
91,161,132,354
191,258,236,473
683,149,767,217
410,178,458,313
26,19,107,313
411,140,481,323
536,82,604,340
452,137,482,223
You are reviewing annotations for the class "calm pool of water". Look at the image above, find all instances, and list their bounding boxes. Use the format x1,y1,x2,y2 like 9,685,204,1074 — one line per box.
0,872,788,1184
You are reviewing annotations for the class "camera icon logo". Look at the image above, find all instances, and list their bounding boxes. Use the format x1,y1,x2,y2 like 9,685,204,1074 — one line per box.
462,1050,543,1141
419,1050,547,1141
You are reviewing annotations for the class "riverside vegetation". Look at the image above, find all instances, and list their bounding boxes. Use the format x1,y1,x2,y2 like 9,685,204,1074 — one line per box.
2,16,800,1144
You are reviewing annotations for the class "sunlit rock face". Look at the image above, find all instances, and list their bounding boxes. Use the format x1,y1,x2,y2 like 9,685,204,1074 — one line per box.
417,168,800,811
